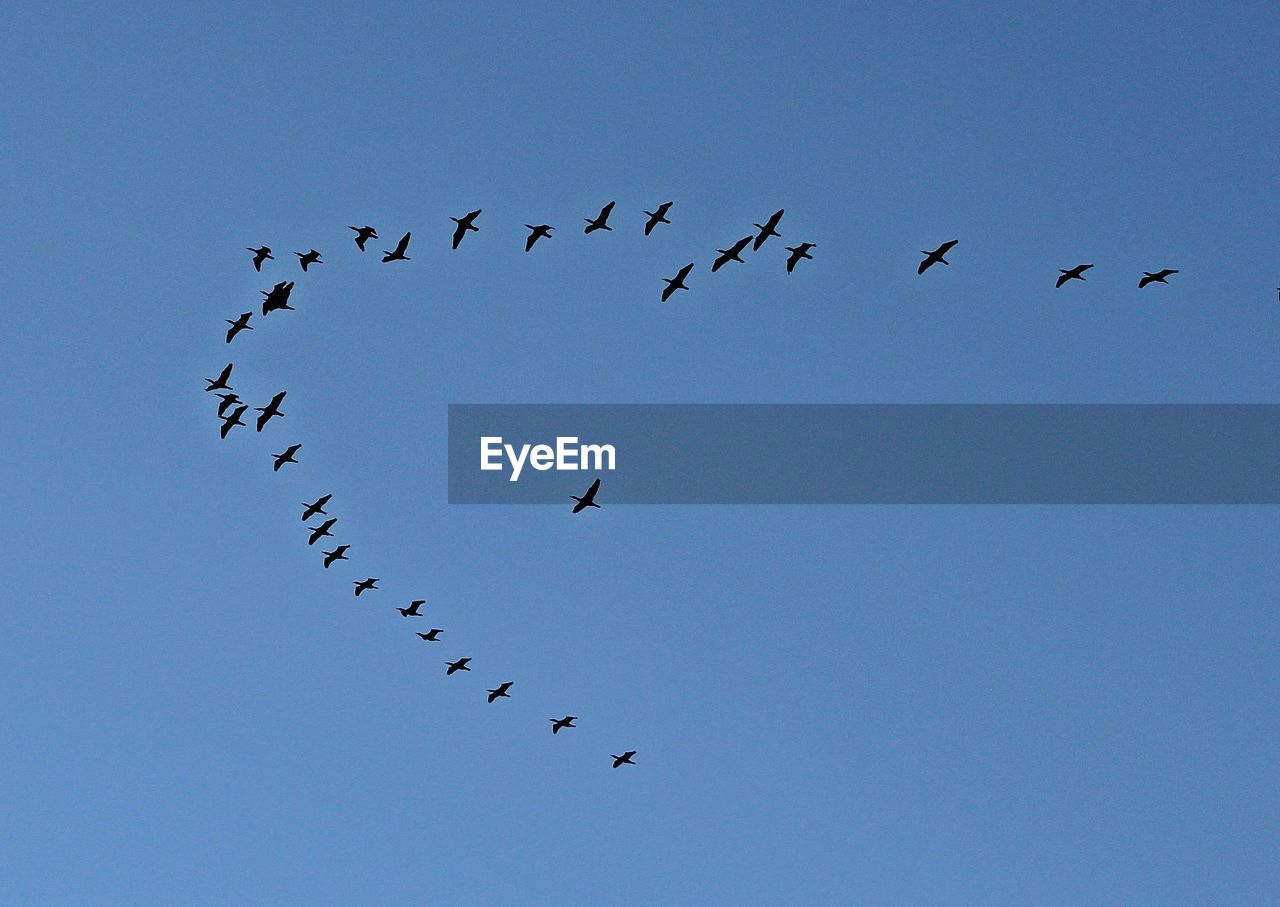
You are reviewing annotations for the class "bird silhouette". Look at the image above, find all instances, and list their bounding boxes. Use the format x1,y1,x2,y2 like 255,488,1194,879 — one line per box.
571,478,601,513
785,242,816,273
446,657,472,675
610,751,636,768
486,681,513,703
382,232,411,262
1139,268,1179,288
215,392,241,417
450,210,481,249
308,517,337,546
398,599,425,618
550,716,577,734
661,263,694,302
416,628,443,641
524,224,554,251
349,225,378,251
322,544,350,568
302,494,331,522
272,443,301,471
752,209,784,250
1056,263,1093,288
918,240,958,275
584,201,615,234
644,202,673,236
219,404,248,439
246,246,273,271
260,281,295,315
205,363,234,392
295,249,323,272
711,236,753,272
225,311,253,344
354,577,380,597
255,391,286,432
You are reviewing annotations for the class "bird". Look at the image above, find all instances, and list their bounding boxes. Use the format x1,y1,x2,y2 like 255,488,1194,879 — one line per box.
524,224,553,251
272,443,301,471
295,249,323,272
785,242,816,273
398,600,425,618
1056,263,1093,288
246,246,273,271
225,311,253,344
349,225,378,251
1139,268,1179,288
550,716,577,734
255,391,286,432
711,236,753,272
450,210,481,249
416,629,442,641
446,657,472,675
661,263,694,302
322,545,350,568
752,209,784,250
205,363,234,392
486,681,513,703
610,751,636,768
584,201,615,234
301,494,331,522
571,478,601,513
918,240,958,275
215,392,241,417
382,232,411,262
354,577,380,597
219,404,248,439
260,281,295,315
644,202,673,236
307,518,337,546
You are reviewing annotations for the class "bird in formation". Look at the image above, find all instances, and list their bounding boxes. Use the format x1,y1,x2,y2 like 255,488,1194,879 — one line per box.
451,210,482,249
644,202,673,236
662,263,694,302
272,443,301,471
487,681,513,703
524,224,553,251
353,577,380,597
918,240,959,275
446,657,472,675
349,225,378,251
711,235,753,272
308,517,337,546
215,392,241,416
255,391,286,432
398,599,425,618
204,362,234,392
261,281,295,315
416,629,443,642
322,544,350,568
584,201,615,234
225,311,253,344
302,494,331,522
382,231,411,262
1057,263,1093,288
571,478,602,513
1139,268,1179,288
219,404,247,439
785,242,815,273
246,246,273,271
752,209,784,250
550,716,577,734
611,751,636,768
295,249,323,272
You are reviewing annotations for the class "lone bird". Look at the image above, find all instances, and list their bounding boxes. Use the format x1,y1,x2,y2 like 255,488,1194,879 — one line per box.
219,404,248,439
272,443,301,471
661,263,694,302
711,236,753,272
450,210,481,249
785,242,815,273
308,517,337,546
1056,263,1093,288
225,311,253,344
260,281,295,315
382,231,411,262
398,600,425,618
1139,268,1179,288
752,209,784,250
295,249,323,272
486,681,513,703
301,493,331,522
416,629,443,642
644,202,673,236
571,478,601,513
255,391,286,432
215,392,241,416
584,201,615,234
246,246,273,271
354,577,380,597
918,240,958,275
349,225,378,251
322,544,350,568
550,716,577,734
445,657,472,675
524,224,553,251
205,363,234,393
611,751,637,768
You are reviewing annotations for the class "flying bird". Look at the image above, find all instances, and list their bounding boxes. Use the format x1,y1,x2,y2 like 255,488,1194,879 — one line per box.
354,577,380,597
584,201,615,234
486,681,513,703
260,281,295,315
219,404,247,439
246,246,273,271
918,240,958,275
349,225,378,251
1139,268,1179,288
571,478,601,513
398,600,425,618
445,657,472,675
711,236,753,272
785,242,815,273
307,517,337,546
225,311,253,344
215,392,241,416
752,209,784,250
644,202,673,236
524,224,553,251
610,751,637,768
450,210,481,249
661,263,694,302
416,629,442,641
382,231,411,262
550,716,577,734
295,249,323,272
1056,264,1093,288
302,494,331,522
322,544,350,568
205,362,234,392
272,443,301,471
254,391,286,432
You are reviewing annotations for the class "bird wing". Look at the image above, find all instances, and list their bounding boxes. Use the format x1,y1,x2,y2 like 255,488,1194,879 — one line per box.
585,478,600,500
452,222,465,248
938,240,958,255
600,201,615,219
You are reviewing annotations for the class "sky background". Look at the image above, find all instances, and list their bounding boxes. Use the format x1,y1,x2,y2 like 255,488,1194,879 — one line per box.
3,1,1279,903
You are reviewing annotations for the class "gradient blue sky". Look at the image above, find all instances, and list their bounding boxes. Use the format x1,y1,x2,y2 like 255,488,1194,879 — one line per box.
3,2,1279,903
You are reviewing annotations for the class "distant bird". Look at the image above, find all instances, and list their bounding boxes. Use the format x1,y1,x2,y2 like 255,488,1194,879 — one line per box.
450,210,481,249
272,443,301,471
295,249,323,272
247,246,273,271
225,311,253,344
398,599,425,618
416,628,442,641
260,281,295,315
661,263,694,302
550,716,577,734
918,240,958,275
785,242,816,273
1056,263,1093,288
205,362,234,393
1139,268,1179,288
446,657,472,675
524,224,554,251
610,751,636,768
752,209,784,250
302,493,331,522
486,681,513,703
354,577,380,597
584,201,615,234
215,392,241,417
382,231,411,262
255,391,286,432
308,517,337,546
322,544,350,568
349,225,378,251
571,478,601,513
644,202,673,236
219,404,248,439
711,236,753,272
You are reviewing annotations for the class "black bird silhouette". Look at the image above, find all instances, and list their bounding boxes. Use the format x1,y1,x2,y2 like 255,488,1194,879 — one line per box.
205,363,234,393
219,404,248,439
215,392,241,417
752,209,784,250
584,201,615,234
225,311,253,344
382,231,411,262
918,240,958,275
260,281,295,315
446,657,472,675
486,681,513,703
1139,268,1179,288
524,224,554,251
661,263,694,302
308,517,337,546
295,249,323,272
644,202,673,236
322,544,350,568
398,599,425,618
302,493,331,522
711,236,753,272
272,443,301,472
354,577,380,597
785,242,816,273
1056,264,1093,288
571,478,601,513
450,210,481,249
255,391,286,432
550,716,577,734
611,751,637,768
349,225,378,251
246,246,273,271
416,628,443,641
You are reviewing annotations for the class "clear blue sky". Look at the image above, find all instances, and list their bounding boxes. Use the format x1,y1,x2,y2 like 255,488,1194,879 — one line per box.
3,2,1279,903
